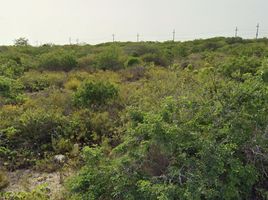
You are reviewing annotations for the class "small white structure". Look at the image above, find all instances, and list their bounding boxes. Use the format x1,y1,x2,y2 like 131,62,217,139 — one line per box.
54,155,66,164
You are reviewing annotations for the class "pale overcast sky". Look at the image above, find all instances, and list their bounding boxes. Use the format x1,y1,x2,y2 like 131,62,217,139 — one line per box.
0,0,267,45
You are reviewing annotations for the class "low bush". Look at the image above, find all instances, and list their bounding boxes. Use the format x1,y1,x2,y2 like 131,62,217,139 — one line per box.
77,54,96,69
121,66,146,82
52,137,73,154
0,59,24,78
95,47,125,70
74,80,118,107
261,59,268,83
39,51,78,71
220,56,261,79
35,157,61,173
124,44,159,57
0,184,49,200
124,57,142,67
18,108,67,151
19,71,66,92
0,76,23,104
141,53,168,66
64,78,81,91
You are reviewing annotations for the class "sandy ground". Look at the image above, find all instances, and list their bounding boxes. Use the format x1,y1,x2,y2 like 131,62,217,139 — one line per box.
3,169,70,199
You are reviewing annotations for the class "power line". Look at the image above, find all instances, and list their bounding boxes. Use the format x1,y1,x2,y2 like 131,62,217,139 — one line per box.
256,23,260,39
235,26,238,37
10,26,268,46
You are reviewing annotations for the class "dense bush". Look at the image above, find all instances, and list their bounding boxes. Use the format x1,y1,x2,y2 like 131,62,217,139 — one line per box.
19,71,66,92
74,80,118,107
77,54,96,69
0,38,268,199
124,57,142,67
220,56,262,79
0,184,49,200
121,66,146,82
225,37,244,45
95,47,125,70
64,78,81,91
141,53,168,66
39,51,78,71
0,77,16,98
68,70,268,200
0,76,23,104
18,108,67,151
261,59,268,83
0,59,24,78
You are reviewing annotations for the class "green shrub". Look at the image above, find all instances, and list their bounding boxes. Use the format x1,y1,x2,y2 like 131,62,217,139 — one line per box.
141,53,168,66
68,73,268,200
121,66,146,82
0,59,24,78
262,70,268,83
261,59,268,83
39,51,77,71
0,76,23,104
0,184,49,200
67,109,93,143
74,80,118,107
90,112,114,142
77,54,96,69
221,56,262,79
225,37,243,45
19,71,65,92
1,38,268,199
52,137,73,154
23,88,72,114
124,44,159,57
64,78,81,91
124,57,142,67
0,76,14,98
95,47,125,70
67,110,116,144
18,108,67,151
35,158,60,173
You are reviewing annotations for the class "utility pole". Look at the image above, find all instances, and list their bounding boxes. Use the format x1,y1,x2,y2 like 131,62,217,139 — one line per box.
69,37,72,45
256,23,260,39
235,26,238,37
112,34,115,42
172,29,176,42
137,33,140,42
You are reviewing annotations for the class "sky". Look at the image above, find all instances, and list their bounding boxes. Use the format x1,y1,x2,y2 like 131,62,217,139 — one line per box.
0,0,267,45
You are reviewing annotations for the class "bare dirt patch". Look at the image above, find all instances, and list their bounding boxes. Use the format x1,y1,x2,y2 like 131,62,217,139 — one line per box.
3,169,71,199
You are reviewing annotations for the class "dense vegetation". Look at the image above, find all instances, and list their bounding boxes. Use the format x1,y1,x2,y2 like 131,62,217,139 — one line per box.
0,37,268,199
